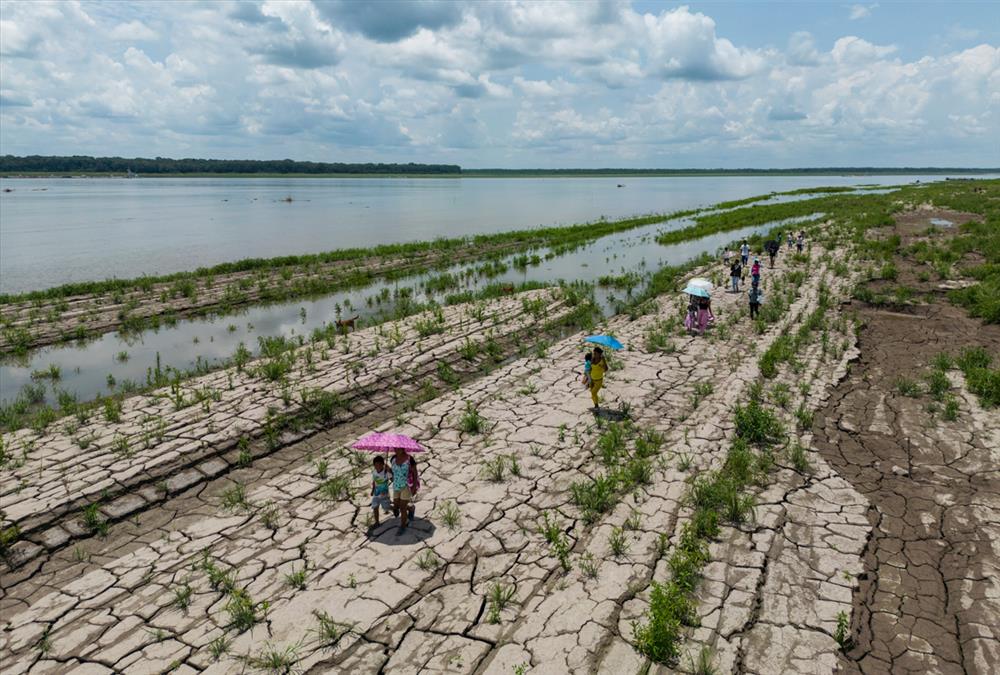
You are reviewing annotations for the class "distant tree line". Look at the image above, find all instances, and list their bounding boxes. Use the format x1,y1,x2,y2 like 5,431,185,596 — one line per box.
0,155,461,175
462,167,999,176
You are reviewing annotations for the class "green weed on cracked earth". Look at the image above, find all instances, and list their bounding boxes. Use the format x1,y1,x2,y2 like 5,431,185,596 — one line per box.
633,389,786,664
436,500,462,531
459,402,487,434
486,581,517,624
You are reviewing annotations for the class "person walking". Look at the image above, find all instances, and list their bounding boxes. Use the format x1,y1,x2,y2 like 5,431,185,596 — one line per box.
740,240,750,266
588,347,607,410
748,281,763,319
751,257,761,286
796,231,805,253
730,259,742,293
390,447,420,535
765,239,779,267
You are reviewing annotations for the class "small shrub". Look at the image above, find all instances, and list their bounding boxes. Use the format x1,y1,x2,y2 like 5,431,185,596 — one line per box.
894,377,922,397
221,483,252,511
416,549,440,571
579,552,599,579
688,646,718,675
788,442,812,474
609,526,630,558
436,361,459,386
632,581,686,662
260,502,280,530
486,581,517,624
482,456,507,482
103,397,123,423
82,503,109,536
459,402,486,434
225,588,268,632
834,610,851,649
313,610,353,648
0,525,21,558
794,404,814,430
925,369,950,401
208,635,230,660
284,567,307,590
436,500,461,530
723,488,756,525
172,582,193,610
318,475,351,501
734,399,785,447
245,642,299,673
943,396,959,421
570,473,618,524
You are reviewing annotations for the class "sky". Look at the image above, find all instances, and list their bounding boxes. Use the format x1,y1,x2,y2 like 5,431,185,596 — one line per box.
1,0,998,168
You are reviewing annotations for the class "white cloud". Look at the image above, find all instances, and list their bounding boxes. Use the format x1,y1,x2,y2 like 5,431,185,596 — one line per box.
787,31,821,66
639,6,765,80
848,3,878,21
830,36,897,63
109,20,156,42
0,0,996,167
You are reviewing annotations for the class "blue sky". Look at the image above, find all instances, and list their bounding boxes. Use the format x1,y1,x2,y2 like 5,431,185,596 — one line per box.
1,1,997,168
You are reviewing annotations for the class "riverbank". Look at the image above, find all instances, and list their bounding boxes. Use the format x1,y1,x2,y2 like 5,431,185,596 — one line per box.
1,179,997,673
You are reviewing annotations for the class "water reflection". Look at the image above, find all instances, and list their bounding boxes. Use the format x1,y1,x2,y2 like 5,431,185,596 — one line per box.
0,207,821,405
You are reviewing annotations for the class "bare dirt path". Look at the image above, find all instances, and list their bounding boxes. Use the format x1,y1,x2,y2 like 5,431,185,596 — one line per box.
812,204,1000,675
813,301,1000,674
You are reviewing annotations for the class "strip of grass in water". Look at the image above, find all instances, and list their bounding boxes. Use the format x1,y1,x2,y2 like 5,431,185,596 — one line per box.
0,209,700,305
713,185,859,211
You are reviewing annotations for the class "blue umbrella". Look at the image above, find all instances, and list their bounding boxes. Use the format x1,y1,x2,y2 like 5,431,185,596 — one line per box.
585,335,624,350
683,286,711,298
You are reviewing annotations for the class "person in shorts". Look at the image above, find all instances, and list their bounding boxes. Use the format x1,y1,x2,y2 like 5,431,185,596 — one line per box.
391,448,420,535
369,456,392,528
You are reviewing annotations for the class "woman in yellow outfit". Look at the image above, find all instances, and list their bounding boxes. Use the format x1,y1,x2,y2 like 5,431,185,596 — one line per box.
589,347,606,409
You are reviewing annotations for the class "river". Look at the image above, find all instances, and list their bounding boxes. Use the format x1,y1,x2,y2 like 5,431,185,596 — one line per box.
0,174,960,295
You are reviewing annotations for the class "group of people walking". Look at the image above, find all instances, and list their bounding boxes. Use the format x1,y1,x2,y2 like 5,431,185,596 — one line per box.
722,230,806,322
368,228,808,536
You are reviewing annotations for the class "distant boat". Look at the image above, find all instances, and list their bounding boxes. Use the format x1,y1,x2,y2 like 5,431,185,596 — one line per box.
126,169,136,179
617,183,625,188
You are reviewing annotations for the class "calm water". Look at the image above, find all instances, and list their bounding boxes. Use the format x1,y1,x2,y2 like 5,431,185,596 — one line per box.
2,174,987,406
0,207,815,405
0,174,957,295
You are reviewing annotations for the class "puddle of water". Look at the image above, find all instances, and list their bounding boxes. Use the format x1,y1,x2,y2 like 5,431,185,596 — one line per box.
929,218,954,227
0,208,823,406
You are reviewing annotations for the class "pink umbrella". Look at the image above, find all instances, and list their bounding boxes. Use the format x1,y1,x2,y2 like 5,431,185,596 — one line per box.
351,432,426,453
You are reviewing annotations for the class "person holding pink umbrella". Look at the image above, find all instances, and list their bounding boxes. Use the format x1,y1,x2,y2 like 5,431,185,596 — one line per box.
390,447,421,534
352,432,424,535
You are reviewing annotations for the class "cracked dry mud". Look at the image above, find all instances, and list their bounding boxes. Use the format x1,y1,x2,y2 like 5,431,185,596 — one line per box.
814,300,1000,674
810,205,1000,675
0,239,937,674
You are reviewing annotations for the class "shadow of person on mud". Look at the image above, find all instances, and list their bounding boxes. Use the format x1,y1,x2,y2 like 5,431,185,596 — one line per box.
366,514,437,545
592,407,630,422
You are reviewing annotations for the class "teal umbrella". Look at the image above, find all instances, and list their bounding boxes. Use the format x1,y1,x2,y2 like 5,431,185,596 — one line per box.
584,335,624,350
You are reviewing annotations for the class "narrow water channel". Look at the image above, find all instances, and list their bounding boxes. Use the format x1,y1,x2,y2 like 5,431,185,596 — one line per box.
1,201,824,406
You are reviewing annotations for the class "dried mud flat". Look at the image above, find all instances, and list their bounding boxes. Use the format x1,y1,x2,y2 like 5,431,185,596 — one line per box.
1,214,994,675
814,207,1000,675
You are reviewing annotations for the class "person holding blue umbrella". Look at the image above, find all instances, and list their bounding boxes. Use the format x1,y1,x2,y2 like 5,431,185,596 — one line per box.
583,335,623,410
